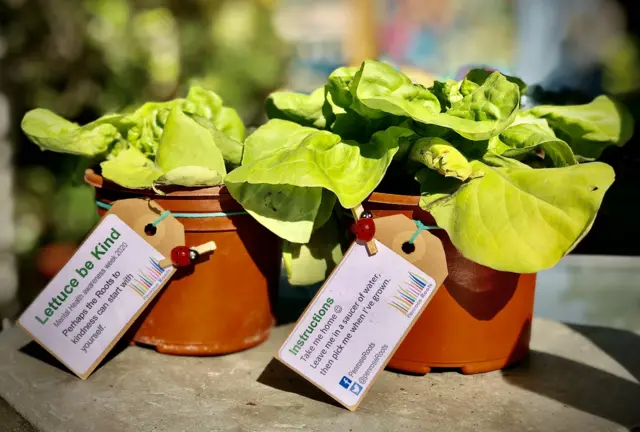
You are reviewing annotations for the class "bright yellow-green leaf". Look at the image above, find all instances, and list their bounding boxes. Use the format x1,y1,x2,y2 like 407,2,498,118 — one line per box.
283,216,344,286
352,61,520,140
409,137,473,180
21,109,126,157
155,166,223,187
225,119,411,242
526,95,634,158
266,88,328,129
156,107,226,179
491,116,578,167
421,161,615,273
100,147,163,189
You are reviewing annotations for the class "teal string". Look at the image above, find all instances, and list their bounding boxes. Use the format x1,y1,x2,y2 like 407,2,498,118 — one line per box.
151,210,171,227
96,201,112,211
408,220,441,245
96,201,248,220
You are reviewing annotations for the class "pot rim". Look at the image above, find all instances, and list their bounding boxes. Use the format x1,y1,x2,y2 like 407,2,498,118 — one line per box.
366,191,421,207
86,168,422,204
85,168,231,198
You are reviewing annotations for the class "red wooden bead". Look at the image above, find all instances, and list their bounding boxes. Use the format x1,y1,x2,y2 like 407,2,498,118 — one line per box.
352,218,376,242
171,246,192,267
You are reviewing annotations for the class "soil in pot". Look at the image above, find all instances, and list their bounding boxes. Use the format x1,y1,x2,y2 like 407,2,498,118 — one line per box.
360,191,536,374
85,169,281,355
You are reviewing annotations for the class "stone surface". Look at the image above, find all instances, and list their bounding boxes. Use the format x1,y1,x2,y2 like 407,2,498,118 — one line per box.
534,255,640,330
0,396,36,432
0,318,638,432
0,92,17,321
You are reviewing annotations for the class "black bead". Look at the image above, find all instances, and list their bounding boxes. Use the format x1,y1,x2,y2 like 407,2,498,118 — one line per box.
360,211,373,219
189,250,200,261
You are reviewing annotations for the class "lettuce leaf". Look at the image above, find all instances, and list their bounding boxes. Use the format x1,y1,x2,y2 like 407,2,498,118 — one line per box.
226,183,324,243
189,114,244,169
526,95,634,158
266,88,328,129
126,100,180,156
212,107,246,143
429,79,463,110
225,119,413,242
420,161,615,273
408,137,474,180
99,106,231,189
351,60,442,119
350,61,520,140
182,87,245,142
490,116,578,167
325,66,359,110
156,107,227,179
182,86,224,119
283,214,345,286
100,147,163,189
463,68,528,96
21,109,128,157
19,87,244,190
155,166,224,187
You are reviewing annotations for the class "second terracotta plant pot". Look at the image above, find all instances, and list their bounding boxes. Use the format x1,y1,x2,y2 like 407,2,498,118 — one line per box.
86,170,280,355
362,192,536,374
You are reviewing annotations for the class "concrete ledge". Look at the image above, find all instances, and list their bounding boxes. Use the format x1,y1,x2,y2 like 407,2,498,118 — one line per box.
0,318,639,431
0,396,36,432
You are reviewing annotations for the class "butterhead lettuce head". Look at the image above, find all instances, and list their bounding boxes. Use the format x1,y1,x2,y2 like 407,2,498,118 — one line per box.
227,60,633,282
21,87,245,189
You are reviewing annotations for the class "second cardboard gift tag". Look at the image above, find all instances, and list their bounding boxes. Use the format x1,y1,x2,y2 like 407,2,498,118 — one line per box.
276,214,448,410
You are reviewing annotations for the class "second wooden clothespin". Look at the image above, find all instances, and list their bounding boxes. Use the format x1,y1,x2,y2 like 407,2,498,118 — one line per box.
159,241,217,269
351,204,378,256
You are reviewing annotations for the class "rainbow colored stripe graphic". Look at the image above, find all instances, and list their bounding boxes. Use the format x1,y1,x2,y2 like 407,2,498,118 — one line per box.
389,272,429,315
128,258,167,297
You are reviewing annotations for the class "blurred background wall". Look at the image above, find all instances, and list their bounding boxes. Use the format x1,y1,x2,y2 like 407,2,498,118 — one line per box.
1,0,638,322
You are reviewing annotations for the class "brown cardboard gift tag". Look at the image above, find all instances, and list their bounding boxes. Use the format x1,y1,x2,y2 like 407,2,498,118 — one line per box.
18,198,185,379
107,199,185,258
374,214,448,287
275,212,448,410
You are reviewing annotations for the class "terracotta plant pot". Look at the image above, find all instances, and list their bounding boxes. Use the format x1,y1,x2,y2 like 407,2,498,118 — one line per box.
36,242,78,280
361,192,536,374
85,170,280,355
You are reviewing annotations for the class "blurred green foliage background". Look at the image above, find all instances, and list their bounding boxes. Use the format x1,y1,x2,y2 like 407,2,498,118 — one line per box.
0,0,289,297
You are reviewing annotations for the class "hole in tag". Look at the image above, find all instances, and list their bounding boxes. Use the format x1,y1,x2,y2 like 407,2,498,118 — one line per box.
401,242,416,254
144,223,157,236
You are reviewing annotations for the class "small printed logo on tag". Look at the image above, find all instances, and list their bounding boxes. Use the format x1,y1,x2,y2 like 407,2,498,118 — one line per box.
388,272,430,317
127,258,167,298
349,382,363,396
339,376,352,389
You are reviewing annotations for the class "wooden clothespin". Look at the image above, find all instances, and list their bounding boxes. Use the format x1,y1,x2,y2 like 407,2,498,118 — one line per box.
159,241,217,269
351,204,378,256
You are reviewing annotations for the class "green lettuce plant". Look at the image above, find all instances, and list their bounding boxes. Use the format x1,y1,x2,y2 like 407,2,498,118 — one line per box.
225,60,634,283
21,87,245,190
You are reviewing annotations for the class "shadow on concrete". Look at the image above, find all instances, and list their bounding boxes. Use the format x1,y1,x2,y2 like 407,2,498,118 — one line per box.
19,341,74,377
566,323,640,385
0,396,36,432
19,337,130,378
501,324,640,430
257,358,342,409
92,338,131,374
